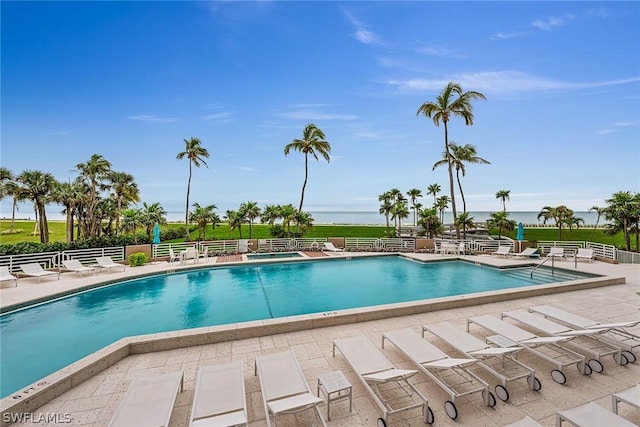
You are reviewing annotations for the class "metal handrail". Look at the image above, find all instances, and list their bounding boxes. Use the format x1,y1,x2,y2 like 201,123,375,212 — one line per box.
530,255,555,279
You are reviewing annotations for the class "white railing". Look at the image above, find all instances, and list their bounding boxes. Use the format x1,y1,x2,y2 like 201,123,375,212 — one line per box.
536,241,618,262
0,247,125,273
257,238,296,252
292,238,328,250
616,249,640,264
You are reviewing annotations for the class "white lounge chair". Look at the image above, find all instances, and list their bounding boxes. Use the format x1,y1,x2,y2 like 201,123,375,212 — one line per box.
491,246,511,258
467,314,591,385
529,305,639,363
95,256,126,272
333,335,434,426
556,401,637,427
502,309,626,372
322,242,345,254
574,248,595,262
168,248,181,264
424,321,541,398
612,384,640,414
254,350,326,427
0,266,18,287
108,369,184,427
62,259,96,276
382,328,494,420
19,263,60,283
547,247,565,259
190,362,248,427
513,247,540,259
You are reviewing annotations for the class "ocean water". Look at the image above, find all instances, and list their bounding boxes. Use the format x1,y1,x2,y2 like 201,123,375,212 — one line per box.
1,210,607,226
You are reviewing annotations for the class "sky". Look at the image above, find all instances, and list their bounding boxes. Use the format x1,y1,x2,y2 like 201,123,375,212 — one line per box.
1,1,639,221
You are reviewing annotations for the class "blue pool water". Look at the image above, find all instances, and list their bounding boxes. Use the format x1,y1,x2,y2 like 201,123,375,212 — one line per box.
0,256,594,397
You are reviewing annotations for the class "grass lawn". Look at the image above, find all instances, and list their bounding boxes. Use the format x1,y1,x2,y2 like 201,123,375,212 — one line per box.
0,219,632,250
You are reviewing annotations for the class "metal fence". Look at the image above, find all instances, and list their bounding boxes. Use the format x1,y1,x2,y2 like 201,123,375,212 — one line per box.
0,247,125,273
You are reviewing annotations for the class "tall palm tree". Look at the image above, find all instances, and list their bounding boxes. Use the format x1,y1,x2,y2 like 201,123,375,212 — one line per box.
17,170,58,244
177,137,210,241
407,188,423,226
417,82,486,227
239,201,261,238
433,143,489,213
140,202,167,242
427,183,441,208
496,190,510,212
110,171,140,234
261,204,282,227
76,154,112,238
284,123,331,223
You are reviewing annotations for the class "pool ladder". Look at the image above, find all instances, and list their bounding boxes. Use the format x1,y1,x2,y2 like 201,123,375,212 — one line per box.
530,256,556,279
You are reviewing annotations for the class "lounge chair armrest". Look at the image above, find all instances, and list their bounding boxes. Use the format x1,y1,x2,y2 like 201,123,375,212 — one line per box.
267,392,323,414
557,328,607,336
422,358,477,369
363,368,417,382
520,336,571,344
587,322,639,329
469,347,522,356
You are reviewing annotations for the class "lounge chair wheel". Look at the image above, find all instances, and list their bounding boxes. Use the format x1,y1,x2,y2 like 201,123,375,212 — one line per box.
622,350,636,364
577,361,592,376
613,352,629,366
551,369,566,384
377,418,387,427
495,384,509,401
482,390,497,407
424,405,434,424
527,375,542,391
444,401,458,420
588,359,604,373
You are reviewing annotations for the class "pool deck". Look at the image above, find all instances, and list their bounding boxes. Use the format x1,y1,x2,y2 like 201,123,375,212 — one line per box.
1,252,639,426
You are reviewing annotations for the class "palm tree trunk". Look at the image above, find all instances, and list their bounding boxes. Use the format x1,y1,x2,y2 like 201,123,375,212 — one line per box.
297,154,309,234
66,210,73,242
185,163,192,241
10,197,17,232
443,121,458,237
456,168,466,213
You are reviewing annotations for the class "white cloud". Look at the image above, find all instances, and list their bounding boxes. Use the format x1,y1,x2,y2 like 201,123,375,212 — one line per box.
596,129,616,135
615,121,638,127
202,111,235,122
343,10,384,46
277,109,358,121
489,31,528,41
128,114,176,123
385,71,640,95
532,16,566,31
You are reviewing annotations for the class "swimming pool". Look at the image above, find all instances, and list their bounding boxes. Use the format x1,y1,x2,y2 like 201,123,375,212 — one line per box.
0,256,595,397
246,251,303,260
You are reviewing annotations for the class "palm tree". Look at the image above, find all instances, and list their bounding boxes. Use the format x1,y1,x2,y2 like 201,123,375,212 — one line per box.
604,191,639,251
588,205,606,240
284,123,331,230
190,203,217,240
279,204,297,237
496,190,510,212
17,170,58,244
140,202,167,241
455,211,475,240
120,208,143,242
261,204,282,226
417,82,486,226
407,188,423,226
177,137,210,241
426,183,441,208
435,195,450,224
418,207,442,238
0,168,25,233
390,199,410,236
486,211,517,239
110,171,140,234
537,205,574,240
76,154,112,238
378,191,393,235
52,180,83,242
433,143,490,213
240,201,261,238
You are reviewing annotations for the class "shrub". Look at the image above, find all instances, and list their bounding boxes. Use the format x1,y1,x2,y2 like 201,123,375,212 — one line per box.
128,252,148,267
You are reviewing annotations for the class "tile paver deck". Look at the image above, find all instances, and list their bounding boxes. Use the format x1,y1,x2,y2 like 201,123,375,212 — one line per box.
1,253,639,426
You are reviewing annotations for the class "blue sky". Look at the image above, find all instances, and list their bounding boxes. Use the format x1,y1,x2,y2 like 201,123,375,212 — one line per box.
2,1,639,221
